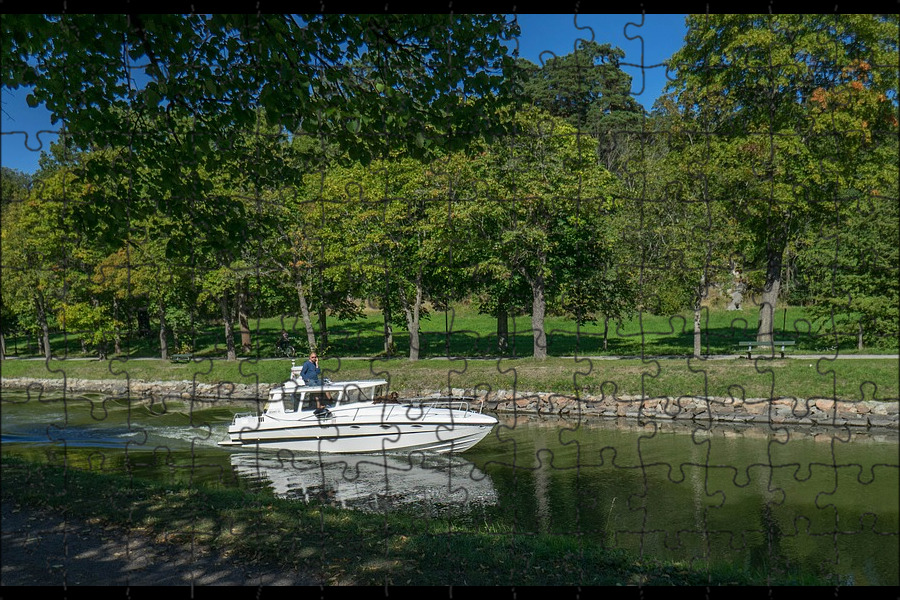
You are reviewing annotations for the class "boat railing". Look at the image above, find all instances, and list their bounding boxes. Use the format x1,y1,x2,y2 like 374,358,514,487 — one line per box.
347,397,482,421
231,411,259,425
403,396,485,415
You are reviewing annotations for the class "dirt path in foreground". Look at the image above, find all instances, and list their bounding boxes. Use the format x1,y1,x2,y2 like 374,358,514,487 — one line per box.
1,501,316,587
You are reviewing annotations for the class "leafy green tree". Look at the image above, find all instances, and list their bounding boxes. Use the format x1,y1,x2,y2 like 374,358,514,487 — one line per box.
1,166,30,209
3,145,143,360
791,48,900,349
91,235,195,360
4,15,519,226
262,199,322,354
421,153,533,356
254,132,367,356
795,178,899,350
1,165,77,358
470,107,621,360
517,40,641,131
617,103,748,356
470,264,532,356
4,15,523,360
517,40,643,173
666,14,899,344
0,167,31,358
57,301,121,358
309,155,461,361
108,110,295,361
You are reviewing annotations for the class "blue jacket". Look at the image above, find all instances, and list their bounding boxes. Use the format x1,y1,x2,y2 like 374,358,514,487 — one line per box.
300,360,321,383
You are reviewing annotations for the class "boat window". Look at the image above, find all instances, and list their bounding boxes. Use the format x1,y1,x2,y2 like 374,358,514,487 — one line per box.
303,393,321,411
283,392,304,413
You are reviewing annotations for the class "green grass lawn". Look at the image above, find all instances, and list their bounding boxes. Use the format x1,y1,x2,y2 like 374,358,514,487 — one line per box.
3,355,897,402
4,303,896,361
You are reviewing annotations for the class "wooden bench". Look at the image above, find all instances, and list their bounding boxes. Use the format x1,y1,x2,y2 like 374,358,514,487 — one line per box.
170,353,193,363
738,341,795,359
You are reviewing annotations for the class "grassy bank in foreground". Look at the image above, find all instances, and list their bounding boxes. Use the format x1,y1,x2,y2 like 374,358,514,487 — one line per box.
0,456,826,586
2,356,898,402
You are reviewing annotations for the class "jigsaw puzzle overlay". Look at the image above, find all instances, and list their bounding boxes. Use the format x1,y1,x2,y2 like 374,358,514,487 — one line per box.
1,13,898,593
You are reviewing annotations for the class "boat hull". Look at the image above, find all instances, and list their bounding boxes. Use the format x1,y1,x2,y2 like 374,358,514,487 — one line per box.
219,405,497,454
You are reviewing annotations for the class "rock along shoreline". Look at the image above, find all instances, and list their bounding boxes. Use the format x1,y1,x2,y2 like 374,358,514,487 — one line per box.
3,376,897,430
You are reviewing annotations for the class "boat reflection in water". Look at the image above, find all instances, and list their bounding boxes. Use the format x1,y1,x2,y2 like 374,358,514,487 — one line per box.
230,450,497,512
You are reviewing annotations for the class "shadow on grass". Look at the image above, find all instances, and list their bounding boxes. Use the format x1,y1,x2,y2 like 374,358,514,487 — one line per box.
4,311,891,361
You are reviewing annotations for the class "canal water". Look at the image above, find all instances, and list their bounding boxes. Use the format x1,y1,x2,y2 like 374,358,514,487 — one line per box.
1,390,896,585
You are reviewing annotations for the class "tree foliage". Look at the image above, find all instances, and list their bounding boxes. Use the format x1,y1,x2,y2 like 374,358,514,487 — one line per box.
666,14,899,343
468,107,622,359
2,14,896,361
4,14,518,168
517,40,642,133
517,40,644,174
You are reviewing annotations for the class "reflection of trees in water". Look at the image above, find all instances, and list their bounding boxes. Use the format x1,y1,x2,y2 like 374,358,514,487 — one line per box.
533,446,551,534
748,502,790,578
689,427,711,565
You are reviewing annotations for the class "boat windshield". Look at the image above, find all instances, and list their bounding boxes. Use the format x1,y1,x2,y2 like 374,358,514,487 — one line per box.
276,381,388,411
282,391,322,413
342,384,385,404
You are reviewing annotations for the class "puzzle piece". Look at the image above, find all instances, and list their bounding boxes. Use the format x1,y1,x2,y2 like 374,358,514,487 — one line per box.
2,12,898,592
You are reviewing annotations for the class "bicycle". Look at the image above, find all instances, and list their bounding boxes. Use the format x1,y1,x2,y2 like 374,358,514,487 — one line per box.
275,341,295,358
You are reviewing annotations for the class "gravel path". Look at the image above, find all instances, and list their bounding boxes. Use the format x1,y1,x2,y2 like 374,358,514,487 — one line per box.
1,501,316,587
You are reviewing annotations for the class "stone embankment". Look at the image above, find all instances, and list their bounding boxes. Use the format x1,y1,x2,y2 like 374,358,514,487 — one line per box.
3,377,897,430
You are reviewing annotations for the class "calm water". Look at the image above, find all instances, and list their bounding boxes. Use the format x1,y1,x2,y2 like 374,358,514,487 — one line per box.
2,391,897,585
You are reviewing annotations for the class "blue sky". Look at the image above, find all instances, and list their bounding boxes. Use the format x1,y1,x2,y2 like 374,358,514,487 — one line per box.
513,14,686,103
0,14,687,175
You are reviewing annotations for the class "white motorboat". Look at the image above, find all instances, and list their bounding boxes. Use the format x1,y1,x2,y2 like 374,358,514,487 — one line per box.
219,362,498,454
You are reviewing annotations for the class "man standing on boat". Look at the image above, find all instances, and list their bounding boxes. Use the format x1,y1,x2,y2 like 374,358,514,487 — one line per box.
301,352,331,416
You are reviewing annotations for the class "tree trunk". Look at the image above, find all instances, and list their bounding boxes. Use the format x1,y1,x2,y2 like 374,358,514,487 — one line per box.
0,330,6,360
757,245,784,346
858,322,864,351
401,275,424,362
112,297,122,355
317,265,329,351
602,316,609,351
220,293,236,361
237,281,252,353
382,285,394,357
295,275,317,352
318,307,328,352
530,274,548,360
158,303,169,360
34,295,51,360
497,307,509,356
383,315,394,357
693,302,702,358
694,274,706,358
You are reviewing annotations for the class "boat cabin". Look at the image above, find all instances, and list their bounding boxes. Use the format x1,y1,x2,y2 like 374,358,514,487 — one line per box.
264,369,389,416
